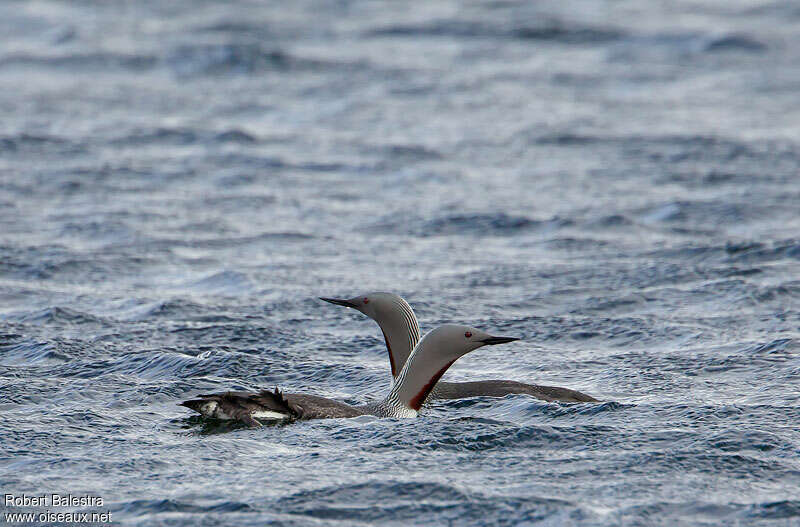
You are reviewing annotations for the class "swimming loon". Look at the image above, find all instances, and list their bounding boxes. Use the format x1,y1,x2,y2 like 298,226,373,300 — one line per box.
180,324,518,425
320,293,598,403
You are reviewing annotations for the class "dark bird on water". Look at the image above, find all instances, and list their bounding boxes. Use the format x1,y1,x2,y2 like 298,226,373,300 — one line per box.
180,324,519,425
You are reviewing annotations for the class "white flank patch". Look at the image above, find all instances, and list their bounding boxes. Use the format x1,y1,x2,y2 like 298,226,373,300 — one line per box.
251,410,288,420
200,401,220,417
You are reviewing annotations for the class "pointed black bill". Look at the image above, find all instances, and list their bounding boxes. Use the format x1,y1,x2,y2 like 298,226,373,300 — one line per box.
481,336,520,345
320,297,358,308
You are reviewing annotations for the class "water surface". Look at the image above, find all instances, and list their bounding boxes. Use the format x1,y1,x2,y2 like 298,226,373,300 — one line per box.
1,1,799,525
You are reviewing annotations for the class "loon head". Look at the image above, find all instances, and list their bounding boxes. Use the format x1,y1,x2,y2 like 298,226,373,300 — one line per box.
320,292,421,377
320,292,404,321
393,323,520,413
419,324,520,360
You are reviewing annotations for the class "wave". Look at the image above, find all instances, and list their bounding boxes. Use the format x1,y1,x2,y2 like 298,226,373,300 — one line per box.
368,212,567,237
107,127,259,147
0,340,66,365
0,133,85,156
368,19,624,44
165,43,361,77
608,31,767,63
114,498,254,515
5,306,111,326
277,480,574,523
0,52,157,71
184,270,253,295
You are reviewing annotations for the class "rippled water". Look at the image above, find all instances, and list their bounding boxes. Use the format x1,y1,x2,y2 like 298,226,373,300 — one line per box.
2,1,800,525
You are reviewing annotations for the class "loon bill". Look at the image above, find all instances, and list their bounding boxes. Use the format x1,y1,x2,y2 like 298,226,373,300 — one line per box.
321,292,598,403
180,324,518,425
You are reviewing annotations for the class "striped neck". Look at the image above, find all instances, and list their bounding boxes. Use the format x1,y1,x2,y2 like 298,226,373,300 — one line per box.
381,331,456,415
374,296,421,378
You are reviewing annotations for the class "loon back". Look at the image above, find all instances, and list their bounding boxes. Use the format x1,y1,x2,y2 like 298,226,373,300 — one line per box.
431,380,599,402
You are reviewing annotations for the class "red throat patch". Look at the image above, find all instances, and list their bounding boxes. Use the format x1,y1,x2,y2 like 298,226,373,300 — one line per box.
408,359,456,411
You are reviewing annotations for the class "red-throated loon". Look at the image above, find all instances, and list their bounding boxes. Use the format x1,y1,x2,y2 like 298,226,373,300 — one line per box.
321,292,598,403
180,324,518,425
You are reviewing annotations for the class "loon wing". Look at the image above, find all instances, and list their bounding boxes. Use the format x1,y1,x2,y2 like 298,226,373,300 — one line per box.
180,388,369,423
180,387,301,425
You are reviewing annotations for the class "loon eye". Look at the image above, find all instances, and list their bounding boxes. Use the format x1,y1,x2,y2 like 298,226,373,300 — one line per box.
363,297,369,304
464,331,472,338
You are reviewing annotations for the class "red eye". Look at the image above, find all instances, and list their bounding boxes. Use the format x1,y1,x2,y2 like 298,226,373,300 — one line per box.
464,331,472,338
363,298,369,304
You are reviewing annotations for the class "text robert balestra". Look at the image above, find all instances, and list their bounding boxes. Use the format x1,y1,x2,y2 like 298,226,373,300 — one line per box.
5,494,104,507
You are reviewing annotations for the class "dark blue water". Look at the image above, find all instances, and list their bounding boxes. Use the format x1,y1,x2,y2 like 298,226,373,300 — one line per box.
2,1,800,525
